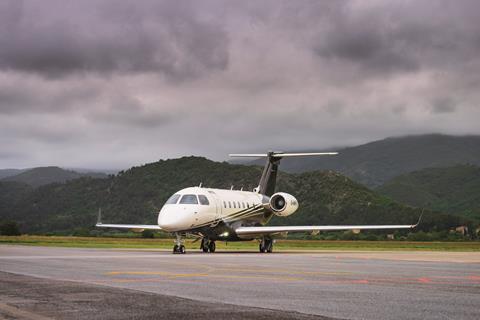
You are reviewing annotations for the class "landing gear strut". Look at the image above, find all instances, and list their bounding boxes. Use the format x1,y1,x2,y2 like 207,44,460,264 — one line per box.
173,233,186,254
259,238,273,253
200,238,216,253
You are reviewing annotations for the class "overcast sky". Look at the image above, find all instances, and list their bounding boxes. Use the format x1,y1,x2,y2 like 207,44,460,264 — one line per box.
1,0,480,169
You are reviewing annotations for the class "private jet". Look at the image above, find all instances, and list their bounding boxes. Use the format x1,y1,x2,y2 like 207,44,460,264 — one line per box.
96,152,420,253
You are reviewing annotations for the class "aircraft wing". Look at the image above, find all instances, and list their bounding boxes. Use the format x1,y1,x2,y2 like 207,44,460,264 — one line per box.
235,221,420,237
95,222,161,230
94,209,161,231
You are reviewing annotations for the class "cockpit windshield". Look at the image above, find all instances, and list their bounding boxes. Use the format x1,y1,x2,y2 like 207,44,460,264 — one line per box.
179,194,198,204
165,194,181,205
198,195,210,205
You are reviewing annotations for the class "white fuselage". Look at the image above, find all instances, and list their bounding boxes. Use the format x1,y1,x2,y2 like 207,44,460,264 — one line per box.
158,187,269,234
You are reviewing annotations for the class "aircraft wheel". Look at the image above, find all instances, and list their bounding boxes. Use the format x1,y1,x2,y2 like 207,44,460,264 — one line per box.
179,245,186,254
208,241,216,253
201,239,209,253
259,243,266,253
173,245,179,253
266,240,273,253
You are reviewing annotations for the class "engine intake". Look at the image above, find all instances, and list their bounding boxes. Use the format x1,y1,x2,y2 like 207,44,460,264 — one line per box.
269,192,299,217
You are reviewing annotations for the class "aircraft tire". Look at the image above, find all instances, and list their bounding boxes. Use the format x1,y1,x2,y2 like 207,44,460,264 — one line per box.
201,239,209,253
259,243,266,253
266,240,273,253
208,241,216,253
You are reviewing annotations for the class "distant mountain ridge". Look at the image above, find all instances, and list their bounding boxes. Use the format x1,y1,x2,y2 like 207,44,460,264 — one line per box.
0,169,26,179
257,134,480,187
1,166,108,187
0,157,468,235
377,165,480,221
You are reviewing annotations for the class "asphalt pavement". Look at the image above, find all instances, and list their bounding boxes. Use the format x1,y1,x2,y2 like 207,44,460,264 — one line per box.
0,245,479,320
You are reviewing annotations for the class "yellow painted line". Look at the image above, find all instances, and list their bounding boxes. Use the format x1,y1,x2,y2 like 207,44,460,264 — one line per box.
107,271,172,275
206,274,300,281
106,271,299,281
210,267,352,276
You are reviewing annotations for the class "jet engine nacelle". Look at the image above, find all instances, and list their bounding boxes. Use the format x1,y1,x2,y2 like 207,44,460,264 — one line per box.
269,192,299,217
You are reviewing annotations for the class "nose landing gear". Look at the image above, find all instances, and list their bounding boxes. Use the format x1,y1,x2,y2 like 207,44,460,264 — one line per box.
200,238,216,253
173,233,186,254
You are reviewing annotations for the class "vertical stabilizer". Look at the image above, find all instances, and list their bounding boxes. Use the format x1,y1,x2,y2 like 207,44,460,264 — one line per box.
229,151,338,196
258,152,282,196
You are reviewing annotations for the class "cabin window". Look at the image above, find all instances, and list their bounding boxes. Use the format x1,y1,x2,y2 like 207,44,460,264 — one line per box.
228,201,232,208
233,202,236,208
198,195,210,205
237,201,240,208
165,194,181,205
223,201,226,208
179,194,198,204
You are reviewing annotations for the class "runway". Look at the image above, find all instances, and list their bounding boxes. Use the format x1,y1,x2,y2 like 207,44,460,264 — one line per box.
1,246,479,320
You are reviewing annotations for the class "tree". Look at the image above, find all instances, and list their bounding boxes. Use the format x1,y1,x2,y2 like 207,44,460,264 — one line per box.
0,221,21,236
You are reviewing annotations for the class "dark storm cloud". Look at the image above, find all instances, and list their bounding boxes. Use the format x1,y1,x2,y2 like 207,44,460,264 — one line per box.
0,76,102,114
432,97,456,114
88,94,173,128
1,0,480,169
314,10,419,75
0,0,228,80
311,0,480,77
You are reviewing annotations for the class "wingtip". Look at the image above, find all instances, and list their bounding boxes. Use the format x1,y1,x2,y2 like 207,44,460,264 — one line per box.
412,210,424,228
96,208,102,225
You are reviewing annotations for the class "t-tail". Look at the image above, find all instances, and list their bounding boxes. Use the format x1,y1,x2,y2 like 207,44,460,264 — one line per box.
229,151,338,196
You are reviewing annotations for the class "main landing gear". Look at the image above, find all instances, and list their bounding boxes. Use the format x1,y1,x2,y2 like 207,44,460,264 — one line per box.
200,238,216,253
173,233,186,254
259,238,273,253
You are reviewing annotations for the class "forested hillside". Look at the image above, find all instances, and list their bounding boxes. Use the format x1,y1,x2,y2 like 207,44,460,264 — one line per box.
377,165,480,221
2,167,108,187
0,157,470,235
260,134,480,187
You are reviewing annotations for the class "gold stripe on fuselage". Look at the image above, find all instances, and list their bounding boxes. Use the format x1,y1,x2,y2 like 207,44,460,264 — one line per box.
190,205,266,229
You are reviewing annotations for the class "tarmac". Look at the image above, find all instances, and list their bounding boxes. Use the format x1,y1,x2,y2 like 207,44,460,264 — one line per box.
1,245,479,320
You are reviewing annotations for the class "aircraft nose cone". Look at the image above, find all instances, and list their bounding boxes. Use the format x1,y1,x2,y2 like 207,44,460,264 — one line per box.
158,206,190,232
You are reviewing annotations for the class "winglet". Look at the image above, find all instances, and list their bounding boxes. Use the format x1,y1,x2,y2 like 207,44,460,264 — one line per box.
413,210,424,228
96,208,102,225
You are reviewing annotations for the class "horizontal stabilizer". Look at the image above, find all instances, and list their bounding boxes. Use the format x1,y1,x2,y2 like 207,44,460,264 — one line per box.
229,152,338,158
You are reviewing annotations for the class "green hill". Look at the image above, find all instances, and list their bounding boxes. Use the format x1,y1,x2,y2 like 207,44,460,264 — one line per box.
377,165,480,221
0,157,468,235
263,134,480,187
0,181,32,219
2,166,107,187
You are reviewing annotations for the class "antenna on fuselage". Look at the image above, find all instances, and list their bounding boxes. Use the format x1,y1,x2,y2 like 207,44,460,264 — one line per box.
198,182,202,188
230,185,234,190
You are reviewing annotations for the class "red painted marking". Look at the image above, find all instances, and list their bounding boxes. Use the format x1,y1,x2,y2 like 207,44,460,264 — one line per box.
352,279,369,284
417,277,432,283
